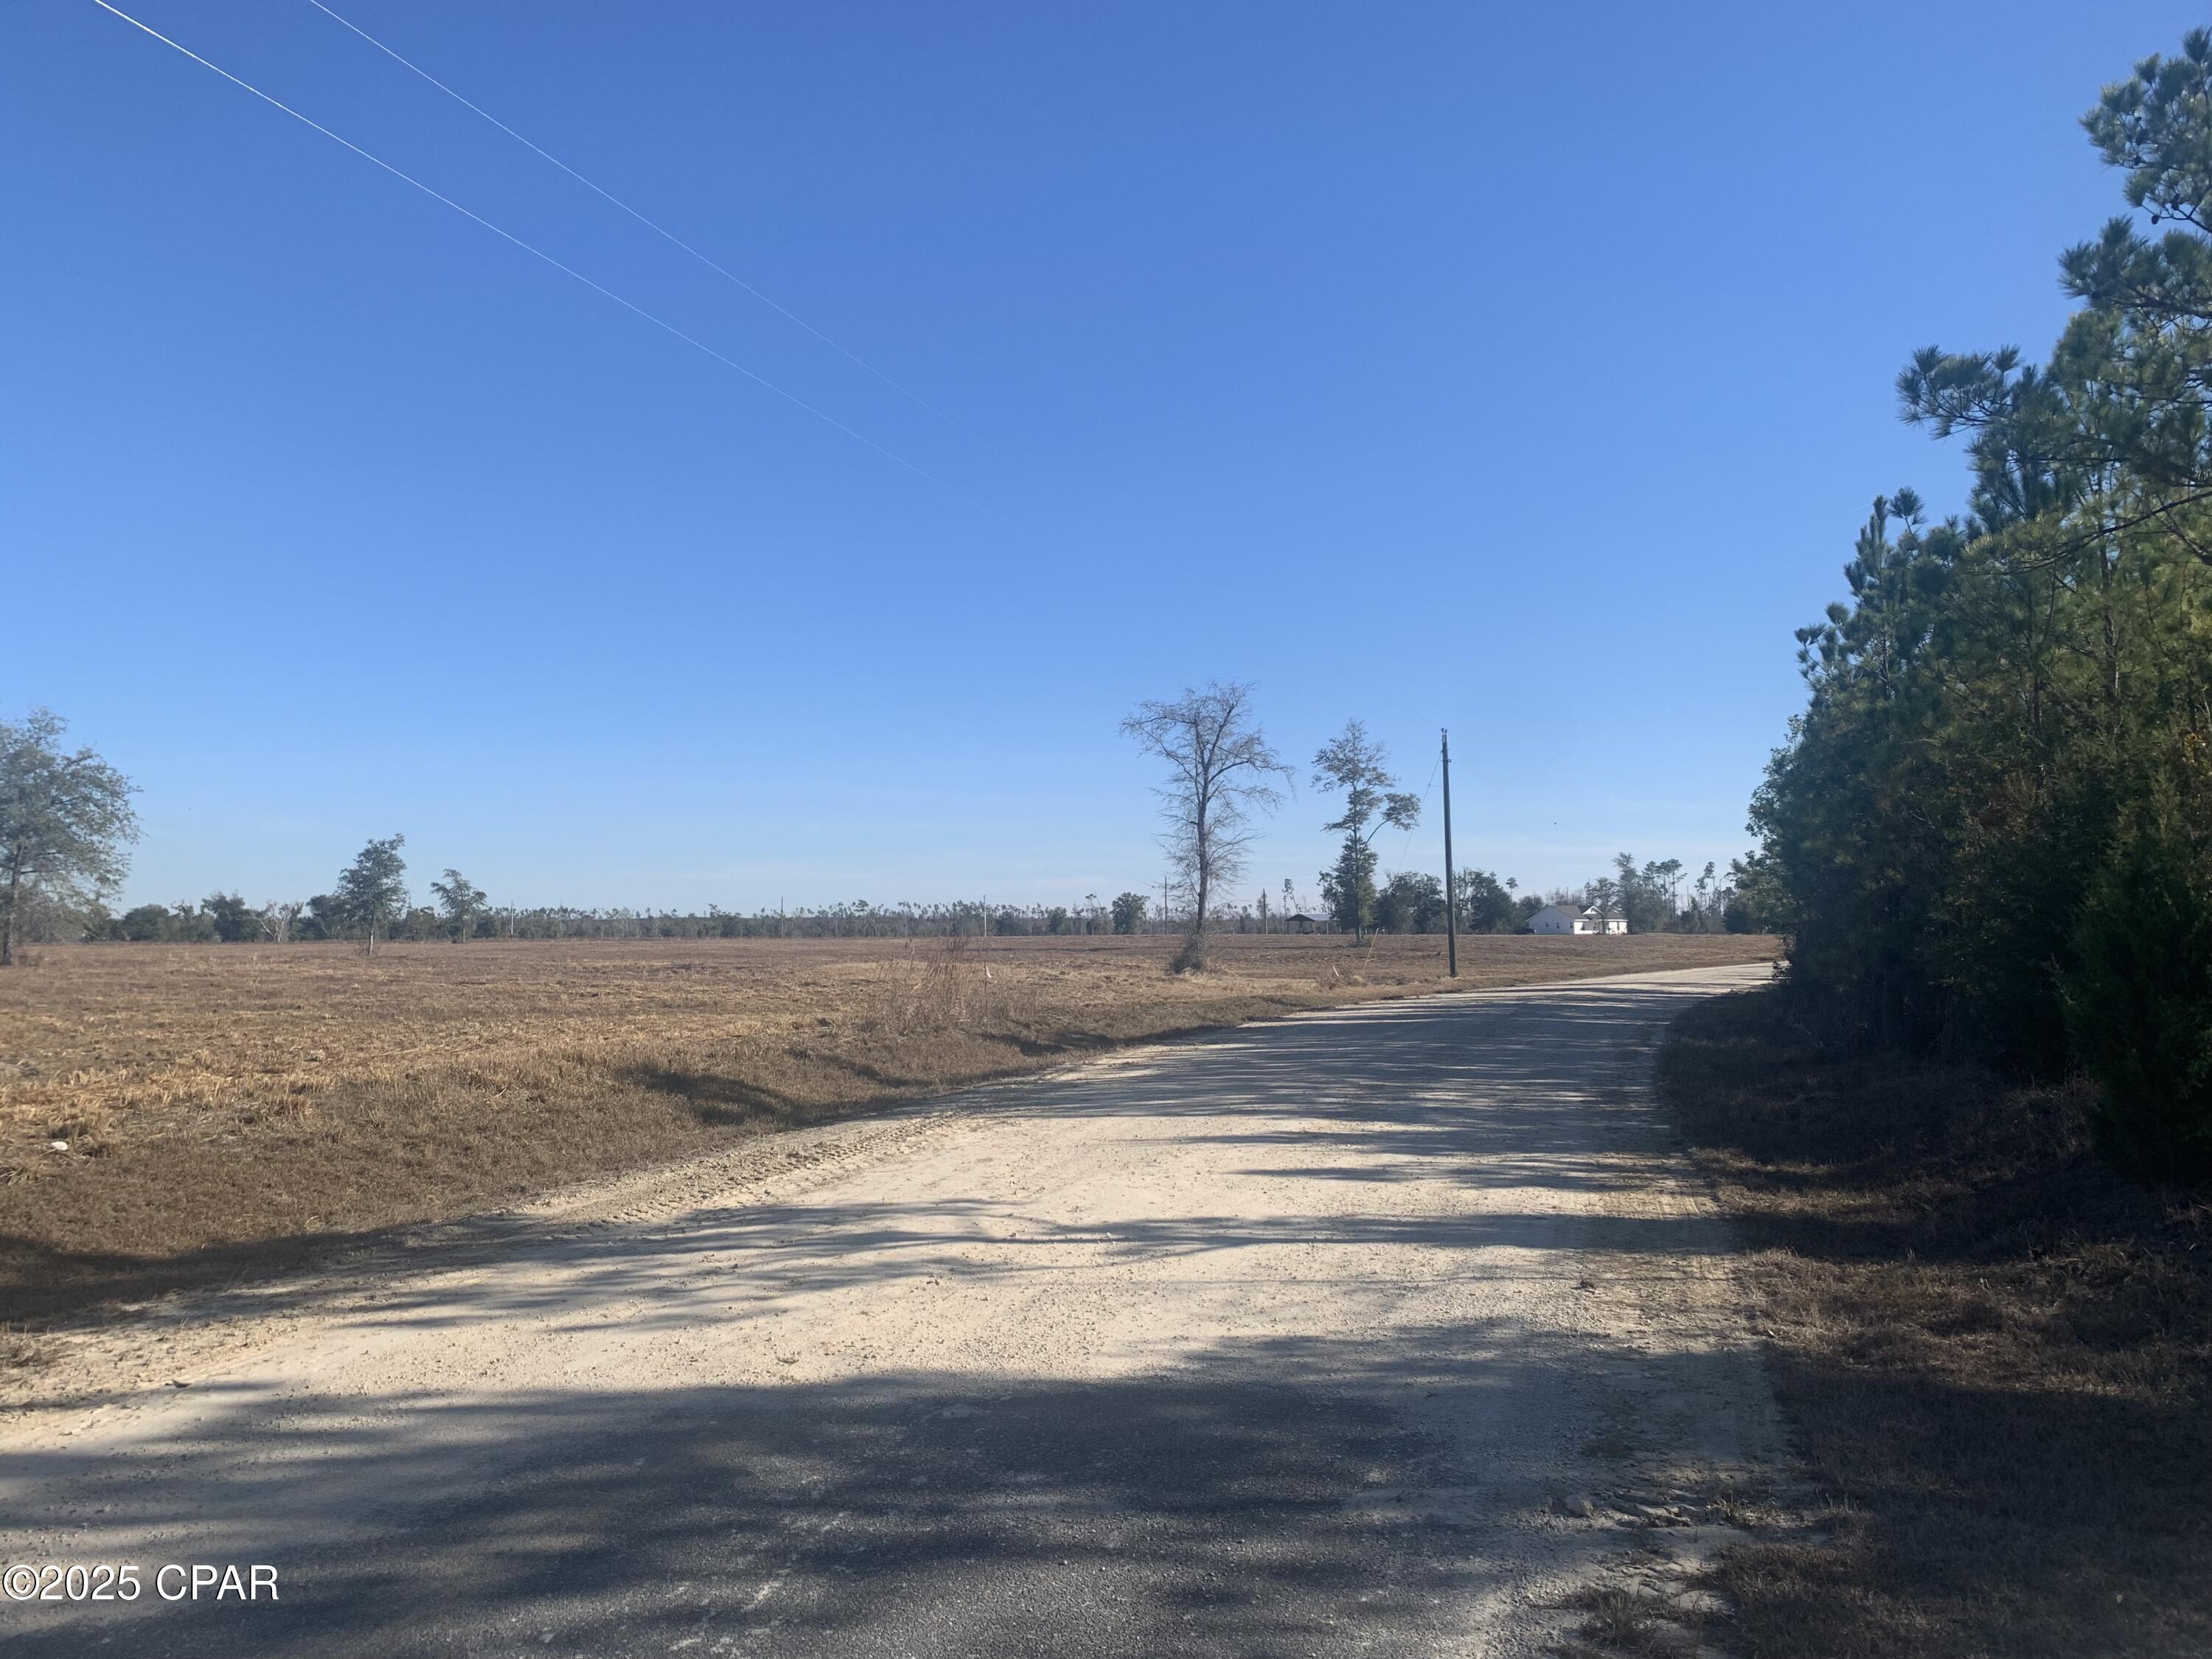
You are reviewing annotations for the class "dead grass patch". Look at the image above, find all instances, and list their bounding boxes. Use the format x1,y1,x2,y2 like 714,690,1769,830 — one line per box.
0,932,1773,1324
1658,990,2212,1658
1576,1596,1691,1655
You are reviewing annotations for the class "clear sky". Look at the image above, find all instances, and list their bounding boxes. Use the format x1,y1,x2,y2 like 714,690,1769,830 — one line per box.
4,1,2197,914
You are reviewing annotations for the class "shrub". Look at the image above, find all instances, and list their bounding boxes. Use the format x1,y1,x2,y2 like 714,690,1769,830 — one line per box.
1168,934,1209,975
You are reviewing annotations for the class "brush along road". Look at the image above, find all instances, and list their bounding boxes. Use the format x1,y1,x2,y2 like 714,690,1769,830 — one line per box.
0,963,1785,1657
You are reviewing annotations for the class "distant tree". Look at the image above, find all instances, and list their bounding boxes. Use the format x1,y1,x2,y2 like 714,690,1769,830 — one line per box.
334,835,408,953
261,899,303,942
1374,871,1447,933
0,709,140,966
167,902,218,943
1613,853,1671,933
116,902,172,942
1725,850,1789,934
1320,841,1379,939
429,868,489,942
1585,876,1622,933
1121,681,1291,965
1110,891,1150,934
1453,869,1520,933
1312,720,1421,942
204,891,259,943
108,901,218,943
1680,862,1723,933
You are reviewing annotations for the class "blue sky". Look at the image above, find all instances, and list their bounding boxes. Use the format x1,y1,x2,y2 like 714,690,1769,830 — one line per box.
4,1,2197,913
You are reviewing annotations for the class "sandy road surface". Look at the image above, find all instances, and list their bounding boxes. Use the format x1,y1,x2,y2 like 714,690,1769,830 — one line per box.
0,964,1784,1657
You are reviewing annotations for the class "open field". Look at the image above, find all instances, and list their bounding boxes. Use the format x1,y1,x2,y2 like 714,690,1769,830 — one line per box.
0,932,1775,1326
1659,990,2212,1658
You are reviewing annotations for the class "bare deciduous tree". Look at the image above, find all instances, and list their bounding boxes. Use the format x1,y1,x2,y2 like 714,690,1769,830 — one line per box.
1120,681,1290,967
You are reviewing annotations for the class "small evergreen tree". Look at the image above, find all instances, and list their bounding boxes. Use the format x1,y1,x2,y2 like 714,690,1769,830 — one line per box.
1321,840,1379,938
335,835,409,953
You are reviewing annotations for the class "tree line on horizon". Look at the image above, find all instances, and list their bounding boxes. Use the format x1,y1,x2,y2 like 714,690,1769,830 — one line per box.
0,707,1761,954
42,840,1757,946
1751,29,2212,1180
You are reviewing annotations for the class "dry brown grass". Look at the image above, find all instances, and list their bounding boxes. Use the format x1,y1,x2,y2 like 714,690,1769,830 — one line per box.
1659,990,2212,1659
0,931,1772,1324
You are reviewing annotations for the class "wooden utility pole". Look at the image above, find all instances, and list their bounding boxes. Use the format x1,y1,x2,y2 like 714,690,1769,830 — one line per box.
1441,727,1458,978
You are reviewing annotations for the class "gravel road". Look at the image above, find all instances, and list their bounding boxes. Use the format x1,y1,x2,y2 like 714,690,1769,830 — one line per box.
0,963,1784,1657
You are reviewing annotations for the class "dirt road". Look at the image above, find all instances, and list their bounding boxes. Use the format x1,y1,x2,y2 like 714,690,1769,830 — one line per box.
0,964,1784,1656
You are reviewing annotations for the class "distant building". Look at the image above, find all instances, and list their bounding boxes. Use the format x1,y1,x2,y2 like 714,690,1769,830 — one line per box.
1527,902,1627,936
1288,913,1322,934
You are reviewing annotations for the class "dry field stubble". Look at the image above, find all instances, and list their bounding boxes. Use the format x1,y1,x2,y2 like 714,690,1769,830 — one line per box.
0,931,1774,1326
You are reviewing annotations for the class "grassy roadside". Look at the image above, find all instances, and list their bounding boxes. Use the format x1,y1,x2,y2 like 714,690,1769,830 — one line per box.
1658,989,2212,1658
0,932,1773,1329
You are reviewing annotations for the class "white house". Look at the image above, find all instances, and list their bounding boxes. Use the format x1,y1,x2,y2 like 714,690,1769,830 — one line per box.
1526,902,1627,936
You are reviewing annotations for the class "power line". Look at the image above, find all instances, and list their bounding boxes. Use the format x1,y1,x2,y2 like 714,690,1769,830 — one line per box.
300,0,987,446
89,0,989,510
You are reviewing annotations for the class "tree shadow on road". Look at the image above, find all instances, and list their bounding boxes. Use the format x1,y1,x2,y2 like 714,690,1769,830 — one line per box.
0,1315,1776,1659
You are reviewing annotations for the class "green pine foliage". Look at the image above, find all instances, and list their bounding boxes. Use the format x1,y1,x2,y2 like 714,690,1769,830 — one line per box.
1319,839,1378,938
2060,798,2212,1180
1756,29,2212,1172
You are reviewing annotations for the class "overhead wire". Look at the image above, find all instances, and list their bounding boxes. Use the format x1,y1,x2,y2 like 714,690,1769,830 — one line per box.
299,0,988,447
88,0,997,515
